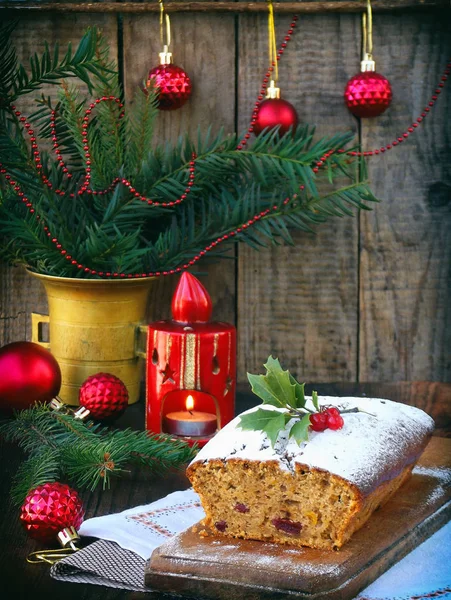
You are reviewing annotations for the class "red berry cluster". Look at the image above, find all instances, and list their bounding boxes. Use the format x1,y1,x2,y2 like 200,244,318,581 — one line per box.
309,407,344,432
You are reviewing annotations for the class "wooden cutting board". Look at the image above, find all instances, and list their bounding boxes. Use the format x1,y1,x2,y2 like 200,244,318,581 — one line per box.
146,437,451,600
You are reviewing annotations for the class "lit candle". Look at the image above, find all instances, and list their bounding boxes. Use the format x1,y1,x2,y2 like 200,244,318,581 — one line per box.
163,394,217,437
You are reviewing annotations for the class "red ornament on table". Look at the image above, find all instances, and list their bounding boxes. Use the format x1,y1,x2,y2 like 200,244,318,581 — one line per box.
0,341,61,414
20,482,84,544
78,372,129,421
253,80,298,136
147,46,192,111
146,272,236,447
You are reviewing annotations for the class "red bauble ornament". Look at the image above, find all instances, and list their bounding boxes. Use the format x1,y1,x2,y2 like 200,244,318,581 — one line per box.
253,98,298,136
344,71,392,118
172,272,213,323
79,372,129,421
147,63,192,111
20,482,84,543
0,341,61,414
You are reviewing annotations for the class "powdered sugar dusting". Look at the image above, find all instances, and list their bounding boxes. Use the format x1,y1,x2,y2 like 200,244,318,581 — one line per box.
412,465,451,507
190,396,435,495
161,530,346,578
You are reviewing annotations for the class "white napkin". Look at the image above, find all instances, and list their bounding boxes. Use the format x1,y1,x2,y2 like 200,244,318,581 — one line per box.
53,488,451,598
78,488,204,559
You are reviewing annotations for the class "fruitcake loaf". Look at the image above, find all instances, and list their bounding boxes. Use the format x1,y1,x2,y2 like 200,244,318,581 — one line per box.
187,396,434,550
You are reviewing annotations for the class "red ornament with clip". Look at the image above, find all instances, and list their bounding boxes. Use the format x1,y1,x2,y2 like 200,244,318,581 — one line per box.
146,273,236,447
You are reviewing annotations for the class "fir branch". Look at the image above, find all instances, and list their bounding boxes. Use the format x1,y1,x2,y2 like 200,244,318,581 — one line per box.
10,449,61,507
0,24,378,277
0,404,60,454
0,27,109,103
0,405,197,504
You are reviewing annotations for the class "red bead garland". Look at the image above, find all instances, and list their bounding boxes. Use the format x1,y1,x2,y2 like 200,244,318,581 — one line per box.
1,17,449,279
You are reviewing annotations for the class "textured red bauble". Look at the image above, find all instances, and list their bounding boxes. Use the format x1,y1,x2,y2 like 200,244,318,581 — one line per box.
0,341,61,414
344,71,392,118
20,482,84,543
147,64,192,111
79,372,129,421
253,98,298,136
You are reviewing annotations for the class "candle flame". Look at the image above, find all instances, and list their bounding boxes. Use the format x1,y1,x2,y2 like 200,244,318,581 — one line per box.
185,394,194,411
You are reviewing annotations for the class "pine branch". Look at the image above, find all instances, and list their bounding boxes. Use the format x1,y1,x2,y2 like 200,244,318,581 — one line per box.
0,406,197,504
0,26,110,103
10,449,61,507
0,24,378,277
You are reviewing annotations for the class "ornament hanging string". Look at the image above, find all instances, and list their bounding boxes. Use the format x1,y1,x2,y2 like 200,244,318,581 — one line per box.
159,0,171,52
267,1,279,85
362,0,373,63
1,17,449,278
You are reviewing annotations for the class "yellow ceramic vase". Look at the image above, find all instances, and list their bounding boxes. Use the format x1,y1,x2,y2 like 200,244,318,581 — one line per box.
29,272,153,405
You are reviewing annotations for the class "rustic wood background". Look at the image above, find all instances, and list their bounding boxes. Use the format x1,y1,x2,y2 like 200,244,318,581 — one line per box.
0,0,450,385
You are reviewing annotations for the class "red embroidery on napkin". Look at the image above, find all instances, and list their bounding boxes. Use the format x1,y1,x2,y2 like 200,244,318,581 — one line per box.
127,501,202,537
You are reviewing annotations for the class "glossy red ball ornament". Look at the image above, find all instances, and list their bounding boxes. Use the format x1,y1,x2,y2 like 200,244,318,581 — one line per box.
0,341,61,414
20,482,84,543
344,71,392,118
79,372,129,421
253,98,298,136
147,64,192,111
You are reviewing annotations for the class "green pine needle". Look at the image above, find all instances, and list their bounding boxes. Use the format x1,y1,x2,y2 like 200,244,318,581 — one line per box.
0,406,197,505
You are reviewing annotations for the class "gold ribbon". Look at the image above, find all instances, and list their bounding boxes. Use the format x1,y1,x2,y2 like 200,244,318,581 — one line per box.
362,0,373,61
159,0,171,50
267,1,278,83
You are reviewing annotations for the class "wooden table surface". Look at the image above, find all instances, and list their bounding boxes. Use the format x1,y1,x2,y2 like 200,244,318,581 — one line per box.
1,382,450,600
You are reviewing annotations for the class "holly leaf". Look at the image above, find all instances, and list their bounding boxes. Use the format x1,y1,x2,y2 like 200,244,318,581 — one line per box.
239,407,282,431
239,408,286,447
289,375,306,409
289,413,311,445
247,373,285,408
311,390,319,411
263,412,287,447
264,356,298,408
247,356,298,409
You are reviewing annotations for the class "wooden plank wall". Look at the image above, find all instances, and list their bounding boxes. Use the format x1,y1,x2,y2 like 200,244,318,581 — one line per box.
0,1,450,385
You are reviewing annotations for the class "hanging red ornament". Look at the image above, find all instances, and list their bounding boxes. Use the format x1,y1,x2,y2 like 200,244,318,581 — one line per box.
78,372,129,421
253,1,298,136
253,82,299,136
345,0,392,119
0,341,61,414
345,70,392,119
146,3,191,111
20,482,84,544
147,59,192,111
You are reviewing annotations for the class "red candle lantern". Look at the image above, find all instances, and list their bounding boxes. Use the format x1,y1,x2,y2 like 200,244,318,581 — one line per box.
146,272,236,447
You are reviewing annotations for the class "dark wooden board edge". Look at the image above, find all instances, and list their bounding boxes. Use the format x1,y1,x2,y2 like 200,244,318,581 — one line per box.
145,500,450,600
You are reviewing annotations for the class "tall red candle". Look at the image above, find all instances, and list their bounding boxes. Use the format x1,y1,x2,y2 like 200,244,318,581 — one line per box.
146,273,236,442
